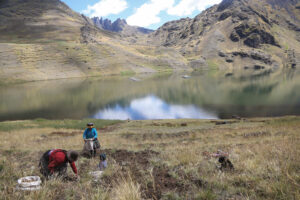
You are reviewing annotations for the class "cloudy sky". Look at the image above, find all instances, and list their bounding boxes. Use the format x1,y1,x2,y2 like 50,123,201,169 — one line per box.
61,0,222,29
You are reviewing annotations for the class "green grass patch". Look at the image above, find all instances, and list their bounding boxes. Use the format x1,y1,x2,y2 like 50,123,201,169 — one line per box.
207,60,219,70
0,119,123,131
120,71,136,76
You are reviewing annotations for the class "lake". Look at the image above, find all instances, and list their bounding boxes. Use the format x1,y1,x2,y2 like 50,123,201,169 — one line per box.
0,68,299,121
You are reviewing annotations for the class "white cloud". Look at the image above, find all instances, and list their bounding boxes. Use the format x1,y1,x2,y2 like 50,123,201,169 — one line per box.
127,0,174,27
82,0,128,17
168,0,222,16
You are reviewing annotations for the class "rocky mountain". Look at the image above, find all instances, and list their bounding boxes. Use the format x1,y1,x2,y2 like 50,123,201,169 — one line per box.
92,17,153,35
0,0,300,84
150,0,300,69
0,0,187,84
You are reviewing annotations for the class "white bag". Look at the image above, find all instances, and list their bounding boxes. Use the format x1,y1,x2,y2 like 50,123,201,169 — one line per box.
17,176,41,191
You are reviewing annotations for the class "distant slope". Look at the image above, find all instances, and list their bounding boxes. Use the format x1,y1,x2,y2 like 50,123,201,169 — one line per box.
0,0,188,84
92,17,153,35
150,0,300,69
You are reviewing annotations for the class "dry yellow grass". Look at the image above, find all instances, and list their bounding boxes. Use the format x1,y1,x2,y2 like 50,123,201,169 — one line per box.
0,116,299,199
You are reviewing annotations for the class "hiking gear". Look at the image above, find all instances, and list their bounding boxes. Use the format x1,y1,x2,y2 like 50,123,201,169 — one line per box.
83,128,98,139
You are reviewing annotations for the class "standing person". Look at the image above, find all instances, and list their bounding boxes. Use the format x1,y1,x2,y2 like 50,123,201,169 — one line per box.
83,123,100,157
39,149,79,179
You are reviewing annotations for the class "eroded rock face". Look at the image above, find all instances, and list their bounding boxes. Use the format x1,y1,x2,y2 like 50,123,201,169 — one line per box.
231,22,278,48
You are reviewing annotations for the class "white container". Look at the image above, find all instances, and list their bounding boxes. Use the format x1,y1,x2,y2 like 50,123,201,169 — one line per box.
17,176,41,191
89,171,104,180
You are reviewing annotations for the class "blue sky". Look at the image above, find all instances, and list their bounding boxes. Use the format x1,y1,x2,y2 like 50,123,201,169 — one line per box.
61,0,222,30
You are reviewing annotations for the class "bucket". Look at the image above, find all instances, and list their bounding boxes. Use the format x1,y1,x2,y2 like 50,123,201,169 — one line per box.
17,176,41,191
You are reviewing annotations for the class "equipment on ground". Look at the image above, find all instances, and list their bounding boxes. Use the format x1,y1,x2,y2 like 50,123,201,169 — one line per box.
17,176,41,191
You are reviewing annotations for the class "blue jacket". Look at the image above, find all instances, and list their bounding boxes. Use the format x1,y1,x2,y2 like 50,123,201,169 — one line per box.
83,128,98,139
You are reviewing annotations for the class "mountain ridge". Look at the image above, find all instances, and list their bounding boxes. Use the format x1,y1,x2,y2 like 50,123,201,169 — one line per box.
0,0,300,84
0,0,188,84
149,0,300,69
92,17,153,35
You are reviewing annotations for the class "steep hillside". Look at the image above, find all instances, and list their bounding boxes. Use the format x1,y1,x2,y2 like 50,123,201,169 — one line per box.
0,0,188,84
150,0,300,70
1,0,300,83
92,17,153,36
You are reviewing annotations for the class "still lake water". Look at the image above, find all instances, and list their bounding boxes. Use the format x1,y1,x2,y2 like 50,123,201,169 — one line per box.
0,69,300,121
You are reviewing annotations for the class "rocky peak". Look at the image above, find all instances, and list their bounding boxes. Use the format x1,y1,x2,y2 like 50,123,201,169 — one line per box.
111,18,127,32
92,17,153,35
92,17,126,32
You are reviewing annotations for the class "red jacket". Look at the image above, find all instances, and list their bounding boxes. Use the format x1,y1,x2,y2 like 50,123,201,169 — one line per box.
48,149,77,175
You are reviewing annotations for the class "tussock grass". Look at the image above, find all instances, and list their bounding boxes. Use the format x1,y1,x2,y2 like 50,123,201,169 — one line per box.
111,175,142,200
0,117,299,199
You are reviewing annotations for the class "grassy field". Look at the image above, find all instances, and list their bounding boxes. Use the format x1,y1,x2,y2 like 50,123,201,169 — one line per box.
0,116,299,200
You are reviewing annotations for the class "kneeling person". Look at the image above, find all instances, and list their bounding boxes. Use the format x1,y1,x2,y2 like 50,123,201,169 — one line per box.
39,149,78,178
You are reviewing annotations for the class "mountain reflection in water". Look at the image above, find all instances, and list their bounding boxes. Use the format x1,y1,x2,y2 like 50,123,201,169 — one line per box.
93,95,218,120
0,69,299,121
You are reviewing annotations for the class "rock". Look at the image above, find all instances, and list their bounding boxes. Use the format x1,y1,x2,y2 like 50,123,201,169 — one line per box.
219,11,232,21
234,22,278,48
232,51,249,58
232,50,272,64
129,77,141,82
230,31,240,42
234,12,249,20
218,51,227,57
225,58,234,63
225,73,234,77
254,65,265,70
244,33,262,48
217,0,235,12
92,17,153,34
250,51,272,64
182,75,191,79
